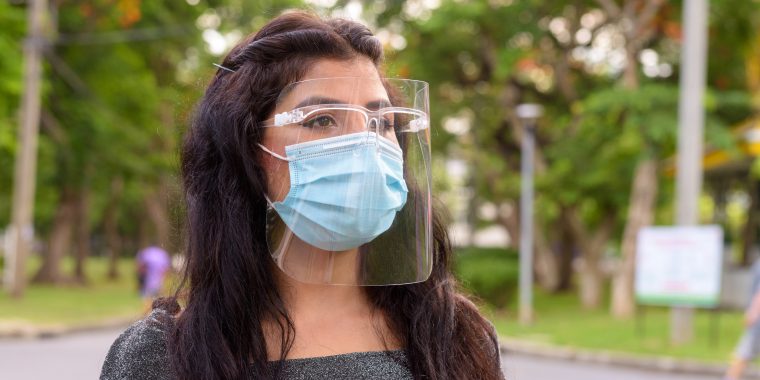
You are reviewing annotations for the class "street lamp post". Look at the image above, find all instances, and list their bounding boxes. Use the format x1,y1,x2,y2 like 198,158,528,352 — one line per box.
516,103,543,325
672,0,708,345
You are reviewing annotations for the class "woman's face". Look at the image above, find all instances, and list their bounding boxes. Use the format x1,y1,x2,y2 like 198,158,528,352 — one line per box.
260,57,392,202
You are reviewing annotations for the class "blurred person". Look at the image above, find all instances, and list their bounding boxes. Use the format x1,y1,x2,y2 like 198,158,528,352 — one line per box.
725,259,760,380
136,245,171,314
101,11,503,380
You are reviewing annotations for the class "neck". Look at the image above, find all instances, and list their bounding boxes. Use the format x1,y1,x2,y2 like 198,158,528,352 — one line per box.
274,267,371,318
264,263,401,360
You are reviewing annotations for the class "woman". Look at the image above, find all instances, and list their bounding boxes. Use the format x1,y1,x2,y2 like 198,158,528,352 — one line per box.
101,11,504,380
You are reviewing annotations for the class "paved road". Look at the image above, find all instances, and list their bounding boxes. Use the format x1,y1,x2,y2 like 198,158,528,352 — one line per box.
0,328,728,379
0,328,119,380
503,353,721,380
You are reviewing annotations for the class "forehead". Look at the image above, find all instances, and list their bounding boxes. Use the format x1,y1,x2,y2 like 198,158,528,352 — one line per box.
276,59,389,110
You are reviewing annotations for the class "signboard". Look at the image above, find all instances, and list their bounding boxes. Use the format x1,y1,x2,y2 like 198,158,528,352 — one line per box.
635,225,723,307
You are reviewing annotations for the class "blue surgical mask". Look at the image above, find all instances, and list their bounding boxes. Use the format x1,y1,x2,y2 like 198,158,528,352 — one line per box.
259,132,408,251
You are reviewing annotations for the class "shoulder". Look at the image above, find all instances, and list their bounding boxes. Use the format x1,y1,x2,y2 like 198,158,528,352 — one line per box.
100,307,176,380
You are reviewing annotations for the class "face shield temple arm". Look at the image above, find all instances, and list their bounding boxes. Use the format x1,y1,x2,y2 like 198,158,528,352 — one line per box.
406,119,428,132
274,109,304,127
261,105,357,128
380,107,429,132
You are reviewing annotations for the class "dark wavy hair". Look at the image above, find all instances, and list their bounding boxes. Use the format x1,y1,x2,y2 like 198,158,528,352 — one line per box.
171,10,503,380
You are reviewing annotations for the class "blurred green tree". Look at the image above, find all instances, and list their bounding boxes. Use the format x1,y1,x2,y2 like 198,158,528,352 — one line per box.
3,0,304,286
29,0,205,284
359,0,756,316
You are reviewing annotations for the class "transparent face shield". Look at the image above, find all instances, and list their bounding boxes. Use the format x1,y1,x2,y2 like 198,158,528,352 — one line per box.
259,77,432,286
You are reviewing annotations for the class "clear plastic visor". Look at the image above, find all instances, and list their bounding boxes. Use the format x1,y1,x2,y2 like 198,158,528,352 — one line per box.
259,77,432,286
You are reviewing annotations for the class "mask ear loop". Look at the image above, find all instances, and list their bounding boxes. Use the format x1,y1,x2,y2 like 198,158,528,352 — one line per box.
263,194,276,208
264,198,295,268
257,143,290,207
258,142,288,266
269,225,296,267
258,143,292,161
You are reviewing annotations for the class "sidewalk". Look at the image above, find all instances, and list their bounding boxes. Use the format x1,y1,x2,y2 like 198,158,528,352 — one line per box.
0,316,137,339
501,336,759,378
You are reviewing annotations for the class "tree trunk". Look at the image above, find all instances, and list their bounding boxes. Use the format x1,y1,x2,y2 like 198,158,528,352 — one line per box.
579,264,604,308
498,201,519,249
498,204,560,291
72,188,90,284
534,223,560,291
104,178,124,280
608,1,665,316
578,217,613,309
33,188,77,284
611,158,658,318
565,207,615,309
144,183,170,250
623,49,639,89
556,210,576,292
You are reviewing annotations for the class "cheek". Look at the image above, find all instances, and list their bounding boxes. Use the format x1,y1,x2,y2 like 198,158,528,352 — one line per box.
261,153,291,202
385,131,400,145
260,134,292,202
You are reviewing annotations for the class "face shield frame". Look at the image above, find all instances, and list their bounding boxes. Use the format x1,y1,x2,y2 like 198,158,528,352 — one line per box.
259,77,433,286
261,104,429,135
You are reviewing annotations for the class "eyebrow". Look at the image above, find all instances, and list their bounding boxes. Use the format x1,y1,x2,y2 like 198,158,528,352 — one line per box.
294,96,392,110
365,99,393,110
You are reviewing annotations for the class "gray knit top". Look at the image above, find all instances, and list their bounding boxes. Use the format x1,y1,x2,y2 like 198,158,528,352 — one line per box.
100,308,413,380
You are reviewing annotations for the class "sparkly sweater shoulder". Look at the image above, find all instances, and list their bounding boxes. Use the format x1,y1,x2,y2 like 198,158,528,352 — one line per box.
99,308,414,380
100,308,175,380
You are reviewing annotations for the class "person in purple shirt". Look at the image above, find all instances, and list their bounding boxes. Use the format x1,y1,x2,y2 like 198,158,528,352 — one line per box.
136,246,171,313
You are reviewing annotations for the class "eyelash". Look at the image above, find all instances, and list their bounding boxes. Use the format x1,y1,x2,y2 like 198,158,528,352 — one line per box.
299,114,396,130
301,115,337,128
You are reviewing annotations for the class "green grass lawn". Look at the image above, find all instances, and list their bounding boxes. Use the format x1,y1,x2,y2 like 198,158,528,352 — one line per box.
486,287,744,363
452,246,741,363
0,257,145,326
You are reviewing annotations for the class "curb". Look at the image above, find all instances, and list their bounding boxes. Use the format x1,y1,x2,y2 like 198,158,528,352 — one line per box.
0,316,138,339
500,336,760,378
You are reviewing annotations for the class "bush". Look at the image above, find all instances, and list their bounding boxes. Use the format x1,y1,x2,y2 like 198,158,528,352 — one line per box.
453,247,519,309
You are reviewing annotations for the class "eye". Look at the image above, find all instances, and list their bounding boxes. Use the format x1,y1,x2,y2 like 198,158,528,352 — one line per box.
381,117,394,130
302,115,337,129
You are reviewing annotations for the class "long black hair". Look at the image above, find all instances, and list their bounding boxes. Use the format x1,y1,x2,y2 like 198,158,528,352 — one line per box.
172,11,503,380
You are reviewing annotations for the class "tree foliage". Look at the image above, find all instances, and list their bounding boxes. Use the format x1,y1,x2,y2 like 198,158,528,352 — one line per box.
2,0,759,300
2,0,306,284
0,2,27,226
363,0,758,310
